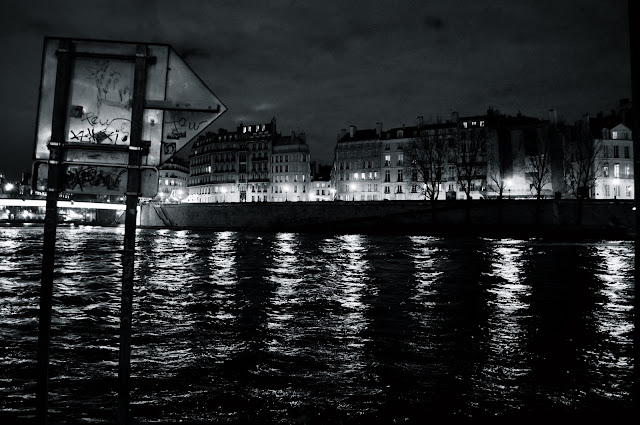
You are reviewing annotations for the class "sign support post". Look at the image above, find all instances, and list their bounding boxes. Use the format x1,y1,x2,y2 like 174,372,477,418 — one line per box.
36,38,72,425
32,37,226,424
118,43,149,425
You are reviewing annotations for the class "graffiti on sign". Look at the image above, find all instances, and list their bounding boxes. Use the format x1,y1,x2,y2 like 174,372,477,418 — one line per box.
65,165,127,192
163,112,209,140
32,162,159,197
67,59,134,145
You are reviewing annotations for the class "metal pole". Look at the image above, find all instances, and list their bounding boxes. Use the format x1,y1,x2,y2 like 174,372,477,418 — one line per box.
36,39,72,425
118,44,148,425
628,0,640,415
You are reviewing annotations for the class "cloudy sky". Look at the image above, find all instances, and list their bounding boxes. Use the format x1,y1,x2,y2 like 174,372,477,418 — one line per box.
0,0,632,180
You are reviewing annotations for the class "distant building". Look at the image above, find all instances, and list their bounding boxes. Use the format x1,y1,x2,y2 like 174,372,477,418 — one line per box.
270,131,311,202
186,119,276,203
156,157,189,203
593,123,633,200
310,163,334,201
185,118,311,203
588,100,634,200
333,114,494,201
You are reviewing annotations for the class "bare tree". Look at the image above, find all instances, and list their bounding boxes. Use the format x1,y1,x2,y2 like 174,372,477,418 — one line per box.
488,145,509,200
404,130,447,201
527,130,553,200
564,120,602,225
564,121,602,201
452,128,487,201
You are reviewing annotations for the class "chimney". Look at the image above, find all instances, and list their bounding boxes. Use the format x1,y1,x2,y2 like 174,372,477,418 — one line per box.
291,131,296,140
549,109,557,124
338,128,347,141
451,110,459,123
349,125,356,138
376,122,382,137
417,116,424,127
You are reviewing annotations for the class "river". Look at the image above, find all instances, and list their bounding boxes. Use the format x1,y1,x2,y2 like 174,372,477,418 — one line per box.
0,226,634,423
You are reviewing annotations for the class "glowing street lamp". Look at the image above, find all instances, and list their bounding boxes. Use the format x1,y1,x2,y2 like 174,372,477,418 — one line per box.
221,187,228,202
505,178,512,200
284,185,289,202
350,183,356,201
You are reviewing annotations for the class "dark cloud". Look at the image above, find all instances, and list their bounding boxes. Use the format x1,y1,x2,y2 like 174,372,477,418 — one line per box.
0,0,632,181
423,16,443,30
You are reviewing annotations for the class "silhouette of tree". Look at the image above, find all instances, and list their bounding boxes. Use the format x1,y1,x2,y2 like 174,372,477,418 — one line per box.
452,128,487,201
564,120,602,201
527,131,553,200
404,129,447,201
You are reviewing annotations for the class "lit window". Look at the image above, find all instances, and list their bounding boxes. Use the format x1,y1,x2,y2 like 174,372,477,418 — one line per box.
480,121,485,127
385,155,391,166
361,172,365,179
626,165,631,177
463,122,468,128
614,163,620,178
603,165,609,177
626,186,632,197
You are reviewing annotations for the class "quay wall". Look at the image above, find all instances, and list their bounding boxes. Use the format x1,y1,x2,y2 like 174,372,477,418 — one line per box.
138,200,636,239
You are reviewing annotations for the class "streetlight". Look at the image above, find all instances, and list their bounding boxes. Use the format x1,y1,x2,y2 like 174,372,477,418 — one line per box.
284,185,289,202
505,178,512,200
350,184,356,201
221,187,227,202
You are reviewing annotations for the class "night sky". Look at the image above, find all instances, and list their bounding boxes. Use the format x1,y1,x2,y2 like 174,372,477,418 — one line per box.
0,0,632,181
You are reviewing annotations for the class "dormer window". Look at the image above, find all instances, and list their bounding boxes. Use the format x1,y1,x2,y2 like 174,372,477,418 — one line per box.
397,130,404,138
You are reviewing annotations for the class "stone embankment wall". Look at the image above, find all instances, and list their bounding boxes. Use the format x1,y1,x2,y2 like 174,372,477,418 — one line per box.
138,200,636,239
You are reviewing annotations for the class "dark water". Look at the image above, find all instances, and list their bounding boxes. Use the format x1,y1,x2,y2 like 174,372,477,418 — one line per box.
0,226,635,423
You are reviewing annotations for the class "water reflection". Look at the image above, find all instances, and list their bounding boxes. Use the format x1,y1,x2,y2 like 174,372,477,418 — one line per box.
481,239,531,412
0,229,634,423
588,242,634,401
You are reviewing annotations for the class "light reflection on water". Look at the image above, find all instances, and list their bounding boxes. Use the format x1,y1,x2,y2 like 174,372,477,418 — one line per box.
0,227,634,423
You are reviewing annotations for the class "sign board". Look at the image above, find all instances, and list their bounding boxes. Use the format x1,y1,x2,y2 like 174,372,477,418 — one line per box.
33,161,158,198
33,37,227,168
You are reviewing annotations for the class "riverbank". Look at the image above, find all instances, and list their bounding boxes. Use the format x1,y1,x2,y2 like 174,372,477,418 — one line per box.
138,199,636,240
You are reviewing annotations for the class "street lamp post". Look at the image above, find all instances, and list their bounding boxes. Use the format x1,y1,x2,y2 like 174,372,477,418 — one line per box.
221,187,227,203
350,184,355,201
284,186,288,202
505,178,512,200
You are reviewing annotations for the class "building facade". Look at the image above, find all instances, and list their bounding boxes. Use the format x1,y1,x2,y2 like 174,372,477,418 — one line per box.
185,118,312,203
593,123,634,200
156,157,189,203
186,119,276,203
333,115,493,201
270,132,311,202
